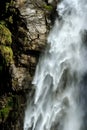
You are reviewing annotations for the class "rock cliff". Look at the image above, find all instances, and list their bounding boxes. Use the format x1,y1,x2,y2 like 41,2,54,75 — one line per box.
0,0,57,129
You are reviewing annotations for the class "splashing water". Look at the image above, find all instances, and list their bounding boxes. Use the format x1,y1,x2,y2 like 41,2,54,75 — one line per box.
24,0,87,130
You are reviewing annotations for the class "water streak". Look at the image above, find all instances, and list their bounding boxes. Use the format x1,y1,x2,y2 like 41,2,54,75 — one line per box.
24,0,87,130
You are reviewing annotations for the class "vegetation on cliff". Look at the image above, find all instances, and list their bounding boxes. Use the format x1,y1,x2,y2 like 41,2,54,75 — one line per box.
0,24,13,66
0,96,13,121
0,0,56,130
0,0,27,129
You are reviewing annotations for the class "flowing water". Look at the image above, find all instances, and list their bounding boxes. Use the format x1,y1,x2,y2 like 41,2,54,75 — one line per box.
24,0,87,130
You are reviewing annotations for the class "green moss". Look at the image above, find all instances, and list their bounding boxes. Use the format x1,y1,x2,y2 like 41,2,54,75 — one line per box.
0,21,6,26
0,23,13,65
6,0,15,12
0,24,12,46
43,5,53,11
0,45,13,65
8,16,13,24
0,107,11,120
0,96,14,120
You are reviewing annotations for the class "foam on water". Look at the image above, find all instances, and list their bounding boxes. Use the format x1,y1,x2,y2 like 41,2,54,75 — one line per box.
24,0,87,130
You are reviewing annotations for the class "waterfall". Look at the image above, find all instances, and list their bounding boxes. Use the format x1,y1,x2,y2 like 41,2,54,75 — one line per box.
24,0,87,130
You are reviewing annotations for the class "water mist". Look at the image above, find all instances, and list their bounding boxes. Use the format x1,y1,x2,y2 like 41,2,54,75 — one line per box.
24,0,87,130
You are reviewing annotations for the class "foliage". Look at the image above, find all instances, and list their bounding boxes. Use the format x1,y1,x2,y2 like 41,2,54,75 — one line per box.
43,5,53,11
0,107,11,120
0,24,12,46
0,23,13,65
0,97,13,121
0,45,13,65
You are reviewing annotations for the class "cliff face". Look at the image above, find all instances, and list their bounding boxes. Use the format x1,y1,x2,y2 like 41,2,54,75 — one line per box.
0,0,57,129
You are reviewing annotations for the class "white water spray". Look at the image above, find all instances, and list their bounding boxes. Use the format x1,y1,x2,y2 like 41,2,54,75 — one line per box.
24,0,87,130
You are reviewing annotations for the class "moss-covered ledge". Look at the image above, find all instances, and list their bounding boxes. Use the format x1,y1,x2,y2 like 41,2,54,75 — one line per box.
0,96,13,122
0,24,12,45
0,23,14,66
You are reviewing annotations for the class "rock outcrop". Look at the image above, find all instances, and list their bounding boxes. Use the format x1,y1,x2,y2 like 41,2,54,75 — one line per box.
0,0,57,129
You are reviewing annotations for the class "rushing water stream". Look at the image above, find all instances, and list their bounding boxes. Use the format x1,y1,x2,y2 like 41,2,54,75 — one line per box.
24,0,87,130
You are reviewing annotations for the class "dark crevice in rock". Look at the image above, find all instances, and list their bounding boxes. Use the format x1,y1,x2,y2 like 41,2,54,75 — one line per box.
24,49,40,57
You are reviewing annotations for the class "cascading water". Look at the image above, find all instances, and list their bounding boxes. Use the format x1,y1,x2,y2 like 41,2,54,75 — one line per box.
24,0,87,130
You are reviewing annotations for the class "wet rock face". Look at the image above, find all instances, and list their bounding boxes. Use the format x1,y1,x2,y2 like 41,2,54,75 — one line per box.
11,0,53,91
18,0,47,51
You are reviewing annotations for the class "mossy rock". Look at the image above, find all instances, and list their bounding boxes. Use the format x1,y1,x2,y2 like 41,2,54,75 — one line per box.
0,45,13,65
0,107,11,121
0,24,12,46
0,96,13,121
43,5,53,11
0,21,7,26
